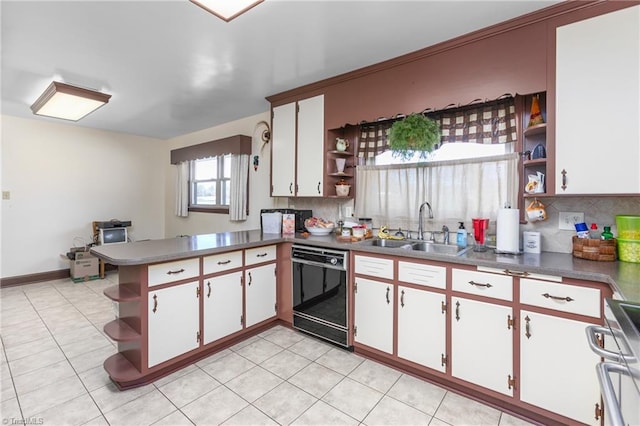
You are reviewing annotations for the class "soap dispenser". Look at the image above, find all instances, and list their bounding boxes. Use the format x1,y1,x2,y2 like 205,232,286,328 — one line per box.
457,222,467,248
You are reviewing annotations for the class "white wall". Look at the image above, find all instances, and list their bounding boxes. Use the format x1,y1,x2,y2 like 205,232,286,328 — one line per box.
1,115,165,278
164,112,285,238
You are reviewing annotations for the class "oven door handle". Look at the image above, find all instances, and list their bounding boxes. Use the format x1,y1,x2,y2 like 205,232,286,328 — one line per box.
291,258,346,271
585,325,636,363
596,362,633,426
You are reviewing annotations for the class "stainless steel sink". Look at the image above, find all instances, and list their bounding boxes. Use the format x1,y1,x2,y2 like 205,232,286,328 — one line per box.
369,239,414,249
362,238,468,255
410,241,468,255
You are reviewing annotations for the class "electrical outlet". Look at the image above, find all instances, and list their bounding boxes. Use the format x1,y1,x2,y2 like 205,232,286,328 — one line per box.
2,191,9,200
559,211,584,230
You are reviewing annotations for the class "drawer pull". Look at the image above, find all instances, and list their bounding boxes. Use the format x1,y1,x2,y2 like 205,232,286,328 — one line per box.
542,293,574,302
469,280,492,288
217,260,232,265
166,268,185,275
152,294,158,313
503,269,529,277
256,253,268,258
386,286,390,305
400,289,405,308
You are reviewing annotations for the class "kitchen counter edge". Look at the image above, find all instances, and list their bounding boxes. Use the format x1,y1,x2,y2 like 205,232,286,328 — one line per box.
90,230,639,302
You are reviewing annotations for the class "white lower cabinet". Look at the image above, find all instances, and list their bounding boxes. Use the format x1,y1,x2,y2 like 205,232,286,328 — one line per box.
451,296,514,396
520,310,601,425
354,277,393,354
245,263,277,327
202,271,243,345
397,286,446,372
148,281,200,368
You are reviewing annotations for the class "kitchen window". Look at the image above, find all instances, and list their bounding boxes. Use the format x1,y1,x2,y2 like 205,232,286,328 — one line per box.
189,155,231,213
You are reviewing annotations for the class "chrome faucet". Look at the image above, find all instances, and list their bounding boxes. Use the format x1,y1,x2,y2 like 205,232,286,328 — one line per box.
417,201,434,240
442,225,450,245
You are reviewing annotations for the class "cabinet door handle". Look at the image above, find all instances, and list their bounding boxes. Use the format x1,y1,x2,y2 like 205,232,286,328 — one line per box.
542,293,574,302
525,315,531,339
217,260,231,265
385,286,390,305
152,294,158,313
248,272,252,286
468,280,492,288
207,281,211,298
455,301,460,321
289,183,293,194
166,268,185,275
503,269,529,277
561,169,567,191
400,290,405,308
317,182,321,194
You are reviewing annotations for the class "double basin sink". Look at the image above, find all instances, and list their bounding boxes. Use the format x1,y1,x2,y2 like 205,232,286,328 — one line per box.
360,238,469,256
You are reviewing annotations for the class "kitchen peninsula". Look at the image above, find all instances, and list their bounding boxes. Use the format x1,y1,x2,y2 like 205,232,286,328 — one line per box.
92,231,639,425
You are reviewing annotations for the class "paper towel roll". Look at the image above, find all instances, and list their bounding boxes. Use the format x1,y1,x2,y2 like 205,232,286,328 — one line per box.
497,208,520,254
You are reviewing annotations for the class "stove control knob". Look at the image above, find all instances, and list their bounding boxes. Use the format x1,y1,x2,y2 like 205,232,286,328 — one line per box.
329,257,338,266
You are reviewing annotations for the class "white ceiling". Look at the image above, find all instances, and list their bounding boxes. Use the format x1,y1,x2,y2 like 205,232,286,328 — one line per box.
1,0,561,140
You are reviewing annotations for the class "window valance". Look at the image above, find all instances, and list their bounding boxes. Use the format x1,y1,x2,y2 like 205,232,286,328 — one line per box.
356,96,516,159
170,135,251,164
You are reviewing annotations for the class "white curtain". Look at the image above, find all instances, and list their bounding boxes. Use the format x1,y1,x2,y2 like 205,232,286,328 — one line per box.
230,154,249,221
355,153,519,230
175,161,189,217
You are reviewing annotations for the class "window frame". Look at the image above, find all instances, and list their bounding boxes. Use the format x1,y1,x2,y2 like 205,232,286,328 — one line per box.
188,155,231,214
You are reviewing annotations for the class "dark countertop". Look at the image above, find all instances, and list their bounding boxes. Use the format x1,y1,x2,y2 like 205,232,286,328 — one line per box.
90,230,640,302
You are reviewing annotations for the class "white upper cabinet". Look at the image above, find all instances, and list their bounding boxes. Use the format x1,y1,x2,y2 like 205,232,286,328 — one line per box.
296,95,325,196
271,94,324,197
555,5,640,194
271,102,297,196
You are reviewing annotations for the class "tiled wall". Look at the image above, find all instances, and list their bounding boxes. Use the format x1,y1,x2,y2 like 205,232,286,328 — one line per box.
290,196,640,254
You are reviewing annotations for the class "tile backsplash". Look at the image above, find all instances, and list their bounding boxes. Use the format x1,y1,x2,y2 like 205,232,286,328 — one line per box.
289,196,640,254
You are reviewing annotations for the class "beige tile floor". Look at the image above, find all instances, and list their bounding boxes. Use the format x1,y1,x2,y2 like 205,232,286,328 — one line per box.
0,274,536,425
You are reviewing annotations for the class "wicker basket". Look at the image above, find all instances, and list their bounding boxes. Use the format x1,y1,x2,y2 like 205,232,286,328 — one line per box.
572,236,617,261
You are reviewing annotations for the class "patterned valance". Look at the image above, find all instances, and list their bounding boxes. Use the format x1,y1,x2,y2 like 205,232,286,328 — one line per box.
431,96,517,145
356,96,517,159
357,120,393,160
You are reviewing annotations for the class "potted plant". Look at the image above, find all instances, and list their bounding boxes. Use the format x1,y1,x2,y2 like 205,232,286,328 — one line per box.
388,113,441,161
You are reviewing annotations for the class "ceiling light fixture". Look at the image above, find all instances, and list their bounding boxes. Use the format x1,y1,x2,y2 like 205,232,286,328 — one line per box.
190,0,264,22
30,81,111,121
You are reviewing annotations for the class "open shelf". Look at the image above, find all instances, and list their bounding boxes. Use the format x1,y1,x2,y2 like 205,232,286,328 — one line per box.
104,319,141,342
523,122,547,137
523,159,547,167
104,353,142,383
104,285,140,302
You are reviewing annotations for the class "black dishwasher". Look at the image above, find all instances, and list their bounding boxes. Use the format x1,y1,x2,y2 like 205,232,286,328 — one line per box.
291,245,350,348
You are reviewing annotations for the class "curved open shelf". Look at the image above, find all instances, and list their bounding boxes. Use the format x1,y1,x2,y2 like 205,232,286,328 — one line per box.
104,319,140,342
104,353,142,384
523,122,547,137
104,285,140,302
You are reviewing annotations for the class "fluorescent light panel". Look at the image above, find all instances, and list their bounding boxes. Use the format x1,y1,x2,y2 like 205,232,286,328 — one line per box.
31,81,111,121
190,0,264,22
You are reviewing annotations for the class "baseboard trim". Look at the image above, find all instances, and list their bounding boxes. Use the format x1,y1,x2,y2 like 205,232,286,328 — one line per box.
0,269,71,287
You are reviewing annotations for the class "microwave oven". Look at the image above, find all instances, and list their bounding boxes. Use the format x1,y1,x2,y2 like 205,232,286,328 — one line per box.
99,227,128,245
